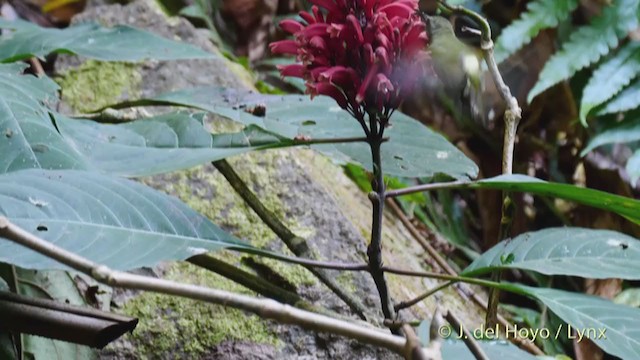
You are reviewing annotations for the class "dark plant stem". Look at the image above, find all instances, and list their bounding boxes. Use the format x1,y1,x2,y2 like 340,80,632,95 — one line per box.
188,255,302,306
212,159,371,320
366,119,395,322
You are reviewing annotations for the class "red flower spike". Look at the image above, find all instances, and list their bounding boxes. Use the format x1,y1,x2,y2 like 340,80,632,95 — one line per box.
270,0,429,120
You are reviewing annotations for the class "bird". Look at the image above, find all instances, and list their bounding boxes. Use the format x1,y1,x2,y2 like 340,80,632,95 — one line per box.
422,14,486,127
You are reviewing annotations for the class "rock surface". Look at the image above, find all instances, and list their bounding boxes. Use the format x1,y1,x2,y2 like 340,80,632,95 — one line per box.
54,1,486,358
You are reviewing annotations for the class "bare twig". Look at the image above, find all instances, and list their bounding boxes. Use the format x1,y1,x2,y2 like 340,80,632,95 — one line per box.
385,180,470,198
387,199,544,355
213,159,371,320
0,217,440,359
28,58,44,76
394,281,455,312
227,246,370,271
445,310,489,360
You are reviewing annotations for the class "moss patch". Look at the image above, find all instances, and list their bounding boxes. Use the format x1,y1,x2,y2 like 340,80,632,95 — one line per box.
56,60,141,113
123,262,279,358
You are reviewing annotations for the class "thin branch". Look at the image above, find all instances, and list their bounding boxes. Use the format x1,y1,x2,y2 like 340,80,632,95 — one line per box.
212,160,371,320
385,180,470,198
293,136,388,146
394,281,455,312
228,246,370,271
387,199,544,355
381,267,499,289
445,310,489,360
187,254,302,305
28,58,44,76
0,217,440,359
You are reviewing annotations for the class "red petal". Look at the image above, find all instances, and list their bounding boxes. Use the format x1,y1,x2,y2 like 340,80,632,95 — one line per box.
375,73,394,94
270,40,299,55
299,11,316,24
309,36,327,51
302,23,330,38
379,3,413,19
356,63,379,103
309,83,349,109
309,0,339,15
280,19,305,34
277,64,305,78
346,14,364,43
319,66,358,88
328,23,344,38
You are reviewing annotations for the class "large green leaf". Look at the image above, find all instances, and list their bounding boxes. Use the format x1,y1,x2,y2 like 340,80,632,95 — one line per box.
527,0,640,102
103,87,479,179
472,175,640,224
598,78,640,115
416,322,537,359
494,0,578,63
581,117,640,155
0,19,213,62
0,63,89,174
0,169,250,270
462,227,640,279
580,42,640,125
517,286,640,360
55,112,292,177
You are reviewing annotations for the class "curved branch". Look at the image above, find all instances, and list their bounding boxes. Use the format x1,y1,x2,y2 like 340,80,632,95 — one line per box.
0,217,442,358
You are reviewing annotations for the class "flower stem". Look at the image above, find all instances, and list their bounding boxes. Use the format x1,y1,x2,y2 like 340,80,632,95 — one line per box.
367,132,396,322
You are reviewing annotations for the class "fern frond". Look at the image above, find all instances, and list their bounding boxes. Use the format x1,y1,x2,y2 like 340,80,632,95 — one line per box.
494,0,578,63
598,78,640,116
581,118,640,156
527,0,640,103
580,42,640,125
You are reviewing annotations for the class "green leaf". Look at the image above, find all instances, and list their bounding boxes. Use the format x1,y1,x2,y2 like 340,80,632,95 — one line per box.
518,286,640,360
0,169,250,270
580,42,640,125
581,117,640,155
472,174,640,224
0,19,213,62
55,112,291,177
598,78,640,115
0,63,90,174
104,87,479,179
441,340,538,359
462,227,640,279
417,322,537,359
627,149,640,185
494,0,578,63
527,0,640,102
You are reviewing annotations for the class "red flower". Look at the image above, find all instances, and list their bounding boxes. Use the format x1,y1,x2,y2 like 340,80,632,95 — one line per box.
269,0,429,125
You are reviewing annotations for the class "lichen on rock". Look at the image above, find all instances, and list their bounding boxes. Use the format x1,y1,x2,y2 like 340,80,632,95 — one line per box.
56,60,141,113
